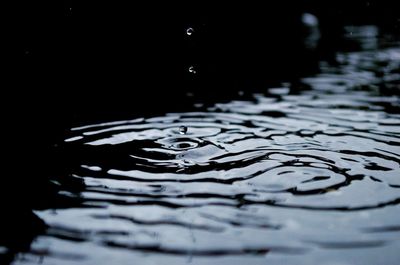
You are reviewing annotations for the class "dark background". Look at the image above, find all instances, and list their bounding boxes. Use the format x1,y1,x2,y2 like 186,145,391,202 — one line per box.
10,1,400,123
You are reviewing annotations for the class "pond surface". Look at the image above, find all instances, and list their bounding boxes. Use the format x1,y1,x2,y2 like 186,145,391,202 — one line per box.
12,27,400,265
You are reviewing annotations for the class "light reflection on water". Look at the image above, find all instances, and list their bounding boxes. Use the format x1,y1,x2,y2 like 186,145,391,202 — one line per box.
12,29,400,265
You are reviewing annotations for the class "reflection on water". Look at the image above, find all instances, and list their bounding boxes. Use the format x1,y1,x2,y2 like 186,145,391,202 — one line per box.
10,28,400,264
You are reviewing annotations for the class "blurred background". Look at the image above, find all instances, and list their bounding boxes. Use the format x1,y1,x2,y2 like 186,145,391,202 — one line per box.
13,1,400,122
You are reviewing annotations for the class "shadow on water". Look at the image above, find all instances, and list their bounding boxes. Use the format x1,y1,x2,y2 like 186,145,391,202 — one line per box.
3,1,400,264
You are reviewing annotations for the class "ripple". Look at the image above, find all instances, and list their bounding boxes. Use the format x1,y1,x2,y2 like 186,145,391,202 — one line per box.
18,45,400,264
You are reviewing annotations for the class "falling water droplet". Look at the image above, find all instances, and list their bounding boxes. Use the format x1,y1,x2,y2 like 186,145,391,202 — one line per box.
188,66,196,74
186,27,194,36
179,126,188,135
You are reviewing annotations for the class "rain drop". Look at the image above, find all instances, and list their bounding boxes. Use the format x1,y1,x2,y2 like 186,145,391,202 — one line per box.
186,27,194,36
188,66,196,74
179,126,188,135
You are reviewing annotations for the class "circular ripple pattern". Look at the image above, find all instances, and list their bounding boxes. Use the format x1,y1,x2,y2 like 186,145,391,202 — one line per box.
65,104,400,211
15,35,400,264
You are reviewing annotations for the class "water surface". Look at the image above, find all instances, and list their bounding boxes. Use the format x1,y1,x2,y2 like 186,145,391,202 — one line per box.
11,28,400,265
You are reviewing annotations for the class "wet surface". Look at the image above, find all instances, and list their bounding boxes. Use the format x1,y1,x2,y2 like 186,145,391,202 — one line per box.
6,26,400,264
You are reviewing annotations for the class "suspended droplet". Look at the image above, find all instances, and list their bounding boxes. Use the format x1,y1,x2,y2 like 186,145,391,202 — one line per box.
186,27,194,36
188,66,196,74
179,126,188,135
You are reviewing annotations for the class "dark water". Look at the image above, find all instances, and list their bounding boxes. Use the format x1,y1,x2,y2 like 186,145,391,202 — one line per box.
11,26,400,264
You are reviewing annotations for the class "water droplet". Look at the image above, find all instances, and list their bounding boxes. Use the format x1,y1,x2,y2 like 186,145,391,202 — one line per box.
188,66,196,74
186,27,194,36
179,126,188,135
302,13,319,27
194,103,204,108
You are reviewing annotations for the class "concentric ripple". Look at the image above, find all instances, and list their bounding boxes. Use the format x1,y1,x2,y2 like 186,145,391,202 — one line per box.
13,37,400,264
62,101,400,211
